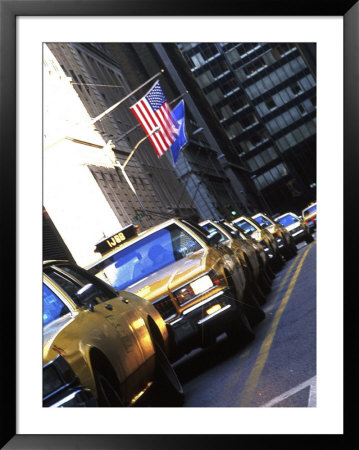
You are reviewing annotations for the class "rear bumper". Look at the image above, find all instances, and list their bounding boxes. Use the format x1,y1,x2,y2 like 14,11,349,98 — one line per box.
289,227,307,243
168,288,238,354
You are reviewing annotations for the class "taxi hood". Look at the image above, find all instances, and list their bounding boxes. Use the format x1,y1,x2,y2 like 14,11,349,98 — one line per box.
126,249,207,301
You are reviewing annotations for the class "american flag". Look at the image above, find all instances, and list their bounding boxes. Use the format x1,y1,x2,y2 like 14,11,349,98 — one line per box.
130,81,179,157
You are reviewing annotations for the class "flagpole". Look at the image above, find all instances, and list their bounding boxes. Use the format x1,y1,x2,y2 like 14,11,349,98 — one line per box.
122,127,160,169
114,127,162,224
169,90,189,106
90,70,164,125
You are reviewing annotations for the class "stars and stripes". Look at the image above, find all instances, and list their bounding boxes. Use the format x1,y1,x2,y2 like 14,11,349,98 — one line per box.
130,81,179,157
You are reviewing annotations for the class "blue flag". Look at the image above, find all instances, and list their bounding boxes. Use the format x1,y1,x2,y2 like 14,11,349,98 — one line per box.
170,100,188,165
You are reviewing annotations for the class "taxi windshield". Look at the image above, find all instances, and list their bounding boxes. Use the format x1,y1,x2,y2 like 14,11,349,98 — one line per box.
277,214,299,226
89,223,202,291
233,219,257,235
303,204,316,216
253,215,272,227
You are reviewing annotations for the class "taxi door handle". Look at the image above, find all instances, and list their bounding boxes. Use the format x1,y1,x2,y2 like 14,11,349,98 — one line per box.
105,304,113,311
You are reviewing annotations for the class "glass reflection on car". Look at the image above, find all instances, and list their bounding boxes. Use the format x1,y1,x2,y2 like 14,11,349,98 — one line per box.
88,224,202,291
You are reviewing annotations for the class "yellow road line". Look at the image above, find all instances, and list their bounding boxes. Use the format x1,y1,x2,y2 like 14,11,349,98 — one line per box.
239,243,313,406
265,253,301,314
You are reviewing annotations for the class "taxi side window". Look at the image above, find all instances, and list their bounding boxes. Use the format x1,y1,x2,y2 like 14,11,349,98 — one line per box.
43,283,70,326
45,265,116,304
44,269,82,302
59,265,116,302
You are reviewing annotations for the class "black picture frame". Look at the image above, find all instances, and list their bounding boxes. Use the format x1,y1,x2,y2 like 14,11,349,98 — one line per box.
1,1,356,448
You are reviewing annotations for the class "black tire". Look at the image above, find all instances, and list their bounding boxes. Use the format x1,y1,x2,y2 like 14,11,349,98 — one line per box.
226,309,255,347
93,369,124,407
244,291,266,326
272,252,285,272
265,264,276,280
259,271,272,295
154,340,184,406
252,283,267,305
290,239,298,256
306,233,314,244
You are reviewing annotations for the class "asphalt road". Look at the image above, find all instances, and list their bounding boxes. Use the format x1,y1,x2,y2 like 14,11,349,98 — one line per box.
173,236,317,408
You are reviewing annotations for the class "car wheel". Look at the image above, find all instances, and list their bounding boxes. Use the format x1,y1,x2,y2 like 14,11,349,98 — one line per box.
291,241,298,257
265,264,276,281
252,283,267,305
306,233,314,244
271,253,284,272
286,240,297,259
226,309,255,347
244,291,266,326
259,271,272,295
93,369,124,407
154,340,184,406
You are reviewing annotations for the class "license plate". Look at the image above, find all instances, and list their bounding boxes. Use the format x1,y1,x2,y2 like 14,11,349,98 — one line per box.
206,304,222,316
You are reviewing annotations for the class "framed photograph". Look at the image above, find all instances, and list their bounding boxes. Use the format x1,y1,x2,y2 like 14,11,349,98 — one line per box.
1,0,356,448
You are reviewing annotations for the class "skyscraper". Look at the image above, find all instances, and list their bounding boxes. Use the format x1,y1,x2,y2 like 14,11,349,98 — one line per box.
177,43,317,213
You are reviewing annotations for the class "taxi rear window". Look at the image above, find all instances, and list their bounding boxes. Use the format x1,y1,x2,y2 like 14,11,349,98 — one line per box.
201,223,227,242
277,214,298,226
233,219,257,234
303,205,316,216
89,223,202,291
253,215,271,227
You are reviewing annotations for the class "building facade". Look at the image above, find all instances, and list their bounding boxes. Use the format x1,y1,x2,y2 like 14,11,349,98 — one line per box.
177,42,317,213
44,42,316,262
47,43,257,226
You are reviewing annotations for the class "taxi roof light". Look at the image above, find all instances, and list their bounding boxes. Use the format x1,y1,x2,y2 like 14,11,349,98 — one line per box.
94,224,139,255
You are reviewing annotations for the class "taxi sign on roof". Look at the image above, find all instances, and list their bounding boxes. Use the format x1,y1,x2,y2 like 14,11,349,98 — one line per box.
95,224,138,255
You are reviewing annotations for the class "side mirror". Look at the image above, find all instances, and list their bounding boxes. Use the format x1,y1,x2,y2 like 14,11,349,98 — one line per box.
206,231,222,246
75,283,98,311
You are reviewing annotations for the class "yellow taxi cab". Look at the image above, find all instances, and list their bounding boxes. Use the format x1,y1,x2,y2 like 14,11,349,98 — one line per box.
43,260,183,407
251,212,297,260
86,219,265,360
301,202,317,232
218,220,275,282
274,212,314,245
199,219,272,303
231,215,284,271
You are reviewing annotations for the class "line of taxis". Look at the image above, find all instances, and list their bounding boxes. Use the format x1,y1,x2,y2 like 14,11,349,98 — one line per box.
43,204,316,408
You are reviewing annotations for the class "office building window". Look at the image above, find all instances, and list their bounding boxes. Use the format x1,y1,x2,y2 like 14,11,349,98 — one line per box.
241,129,269,152
225,122,243,139
209,60,229,78
220,77,238,95
229,94,248,112
196,70,215,88
237,43,261,57
289,81,302,95
219,104,232,120
246,146,278,170
201,43,219,60
265,96,276,110
226,48,241,64
190,52,205,69
243,57,267,76
206,87,223,106
253,162,288,190
276,119,316,151
239,112,258,129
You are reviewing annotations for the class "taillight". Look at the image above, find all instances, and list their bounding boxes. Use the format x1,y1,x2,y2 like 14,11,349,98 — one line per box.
209,270,226,287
